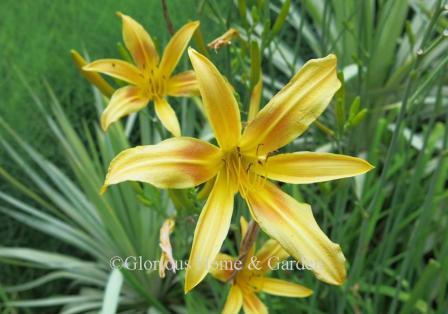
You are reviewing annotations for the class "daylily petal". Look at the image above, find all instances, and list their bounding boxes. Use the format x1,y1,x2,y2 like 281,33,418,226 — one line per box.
83,59,143,85
210,253,236,282
241,54,341,156
166,71,199,97
249,277,313,298
185,171,235,292
188,48,241,150
242,290,268,314
223,285,243,314
154,98,181,137
102,137,222,192
246,181,346,285
254,239,289,274
119,12,159,69
257,152,373,184
101,86,148,131
159,21,200,77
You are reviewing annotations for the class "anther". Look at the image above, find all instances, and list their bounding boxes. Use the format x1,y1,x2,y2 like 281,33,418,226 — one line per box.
265,152,274,163
256,143,264,156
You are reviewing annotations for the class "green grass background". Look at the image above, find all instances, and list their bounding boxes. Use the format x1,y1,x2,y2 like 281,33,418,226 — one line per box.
0,0,202,148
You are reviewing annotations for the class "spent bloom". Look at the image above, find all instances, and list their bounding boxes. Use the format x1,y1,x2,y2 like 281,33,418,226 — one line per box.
159,218,176,278
100,49,373,292
210,217,312,314
84,13,199,136
207,28,239,51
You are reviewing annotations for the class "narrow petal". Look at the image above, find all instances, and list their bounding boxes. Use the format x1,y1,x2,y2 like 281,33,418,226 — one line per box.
241,54,341,156
119,12,159,69
185,171,235,292
254,239,289,274
246,181,346,285
102,137,222,192
83,59,143,85
249,277,313,298
166,71,199,97
154,98,181,137
257,152,374,184
242,290,268,314
223,285,243,314
101,86,148,131
210,253,236,282
188,48,241,150
159,21,200,77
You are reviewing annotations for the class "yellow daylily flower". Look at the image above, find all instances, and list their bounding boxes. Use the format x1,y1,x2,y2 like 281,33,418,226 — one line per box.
210,217,312,314
100,49,374,292
83,13,200,136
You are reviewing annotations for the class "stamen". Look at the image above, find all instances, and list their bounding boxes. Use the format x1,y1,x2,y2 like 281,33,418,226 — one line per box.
256,143,264,157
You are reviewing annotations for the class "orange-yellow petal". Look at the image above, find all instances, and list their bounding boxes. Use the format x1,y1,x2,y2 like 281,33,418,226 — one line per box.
241,54,341,156
119,12,159,69
242,290,268,314
101,137,222,192
166,71,199,97
254,239,289,274
188,48,241,150
248,277,313,298
257,152,373,184
210,253,236,282
223,285,243,314
101,86,148,131
154,98,181,137
185,171,235,292
159,21,200,77
83,59,143,85
246,181,346,285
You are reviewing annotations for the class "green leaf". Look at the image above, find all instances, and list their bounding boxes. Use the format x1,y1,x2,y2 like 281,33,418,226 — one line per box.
100,269,124,314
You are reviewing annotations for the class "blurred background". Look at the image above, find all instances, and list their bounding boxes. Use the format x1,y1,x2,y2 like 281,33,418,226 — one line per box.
1,0,447,313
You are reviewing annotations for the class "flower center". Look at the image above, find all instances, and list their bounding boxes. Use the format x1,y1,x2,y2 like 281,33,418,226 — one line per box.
142,67,167,99
222,147,266,196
